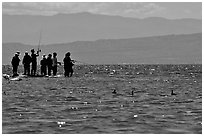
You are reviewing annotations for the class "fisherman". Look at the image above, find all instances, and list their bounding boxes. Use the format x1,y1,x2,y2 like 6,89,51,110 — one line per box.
30,49,39,76
52,52,61,76
46,54,53,76
63,52,74,77
11,52,21,77
40,54,47,76
22,51,32,75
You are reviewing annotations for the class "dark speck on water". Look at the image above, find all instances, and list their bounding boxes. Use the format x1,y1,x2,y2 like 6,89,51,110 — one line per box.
171,90,177,95
112,89,117,94
2,64,202,134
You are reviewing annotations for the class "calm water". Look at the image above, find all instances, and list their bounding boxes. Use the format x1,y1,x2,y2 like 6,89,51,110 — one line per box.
2,64,202,133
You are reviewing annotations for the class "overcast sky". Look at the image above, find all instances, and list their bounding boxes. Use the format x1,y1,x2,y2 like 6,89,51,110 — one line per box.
2,2,202,19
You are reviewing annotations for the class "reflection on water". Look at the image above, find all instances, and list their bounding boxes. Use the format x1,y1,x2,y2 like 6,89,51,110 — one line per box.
2,64,202,133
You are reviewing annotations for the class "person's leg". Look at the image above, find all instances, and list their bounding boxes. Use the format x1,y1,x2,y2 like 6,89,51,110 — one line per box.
53,66,57,76
23,65,26,75
13,65,17,76
41,66,43,75
43,67,45,75
25,65,29,75
27,65,30,75
33,63,37,76
67,68,71,77
44,66,47,75
70,68,73,77
14,66,18,76
48,66,51,76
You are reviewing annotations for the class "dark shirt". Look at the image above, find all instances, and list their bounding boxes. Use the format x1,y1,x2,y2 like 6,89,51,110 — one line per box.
63,56,74,69
11,56,20,66
63,56,74,67
46,57,53,67
40,58,47,66
22,55,31,65
31,53,39,63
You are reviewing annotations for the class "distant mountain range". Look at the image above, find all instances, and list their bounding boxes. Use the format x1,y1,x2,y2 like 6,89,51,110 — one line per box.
3,12,201,45
2,33,202,65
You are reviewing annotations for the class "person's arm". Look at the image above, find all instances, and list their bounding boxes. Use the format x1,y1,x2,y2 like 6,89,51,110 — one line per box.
36,51,39,57
71,60,76,63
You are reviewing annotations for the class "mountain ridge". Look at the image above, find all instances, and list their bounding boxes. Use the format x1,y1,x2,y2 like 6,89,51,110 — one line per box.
2,33,202,65
3,12,202,20
3,12,201,45
3,32,201,46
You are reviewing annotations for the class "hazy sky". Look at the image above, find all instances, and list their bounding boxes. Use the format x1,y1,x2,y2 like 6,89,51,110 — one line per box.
2,2,202,19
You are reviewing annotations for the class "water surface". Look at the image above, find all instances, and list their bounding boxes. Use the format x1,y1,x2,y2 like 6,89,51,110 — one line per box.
2,64,202,133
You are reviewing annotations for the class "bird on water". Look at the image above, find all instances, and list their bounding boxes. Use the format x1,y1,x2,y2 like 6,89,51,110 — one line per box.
171,90,176,95
112,89,117,94
131,90,134,96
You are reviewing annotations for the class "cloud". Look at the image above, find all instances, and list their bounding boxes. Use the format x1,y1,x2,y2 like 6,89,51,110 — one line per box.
2,2,165,18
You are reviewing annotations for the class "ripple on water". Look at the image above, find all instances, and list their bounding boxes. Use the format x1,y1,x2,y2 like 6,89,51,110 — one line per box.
165,128,193,134
2,64,202,134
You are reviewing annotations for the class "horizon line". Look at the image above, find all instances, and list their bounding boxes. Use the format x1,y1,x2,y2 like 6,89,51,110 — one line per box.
2,12,202,20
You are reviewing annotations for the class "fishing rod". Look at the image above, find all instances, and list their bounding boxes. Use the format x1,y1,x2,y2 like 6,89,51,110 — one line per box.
37,30,42,54
37,29,42,75
60,60,90,65
73,60,90,65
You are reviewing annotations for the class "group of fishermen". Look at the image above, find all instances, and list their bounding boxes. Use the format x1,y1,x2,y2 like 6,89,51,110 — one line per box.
11,49,74,77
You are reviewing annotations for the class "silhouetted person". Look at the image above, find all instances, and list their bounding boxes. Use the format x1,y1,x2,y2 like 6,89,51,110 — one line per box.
11,52,20,77
22,51,32,75
63,52,74,77
46,54,53,76
52,52,61,76
31,49,39,76
40,54,47,76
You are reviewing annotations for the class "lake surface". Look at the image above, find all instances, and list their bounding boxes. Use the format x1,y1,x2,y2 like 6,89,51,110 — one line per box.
2,64,202,133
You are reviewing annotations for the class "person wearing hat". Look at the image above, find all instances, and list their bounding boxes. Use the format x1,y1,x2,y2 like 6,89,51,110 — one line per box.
16,51,20,55
22,51,32,75
46,54,53,76
40,54,47,76
11,52,21,77
30,49,39,76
